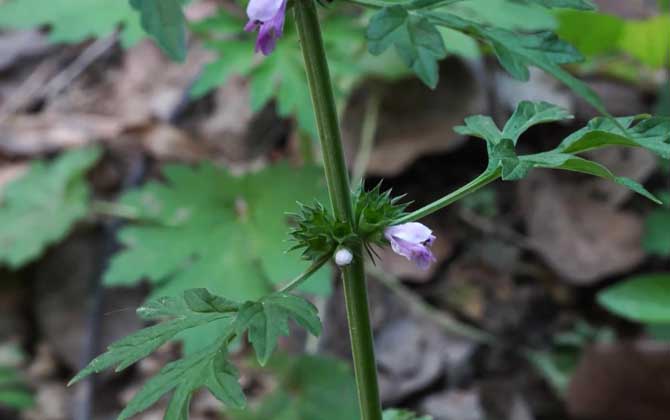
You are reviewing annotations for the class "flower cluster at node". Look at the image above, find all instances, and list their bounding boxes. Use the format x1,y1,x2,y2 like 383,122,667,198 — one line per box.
289,183,437,270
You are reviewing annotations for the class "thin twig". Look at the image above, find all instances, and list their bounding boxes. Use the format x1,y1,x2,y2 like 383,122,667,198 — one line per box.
366,265,497,344
352,89,381,186
458,208,539,251
0,33,117,124
43,34,118,102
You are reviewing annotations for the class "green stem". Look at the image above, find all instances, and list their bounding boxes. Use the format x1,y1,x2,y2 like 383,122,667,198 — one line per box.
293,2,383,420
395,169,500,224
278,253,331,294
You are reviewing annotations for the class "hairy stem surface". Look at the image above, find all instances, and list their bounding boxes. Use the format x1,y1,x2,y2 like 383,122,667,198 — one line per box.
293,2,383,419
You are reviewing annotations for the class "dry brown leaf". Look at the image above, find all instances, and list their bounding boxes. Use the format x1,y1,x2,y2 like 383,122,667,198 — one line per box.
107,41,213,126
0,113,122,156
580,147,657,207
0,30,51,72
342,59,486,177
140,124,209,162
519,171,644,285
567,341,670,420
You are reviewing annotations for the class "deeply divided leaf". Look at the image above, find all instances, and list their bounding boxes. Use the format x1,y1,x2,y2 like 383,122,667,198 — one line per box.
104,163,330,305
72,288,321,419
69,292,236,385
455,101,667,203
366,3,608,112
236,294,322,366
367,6,447,88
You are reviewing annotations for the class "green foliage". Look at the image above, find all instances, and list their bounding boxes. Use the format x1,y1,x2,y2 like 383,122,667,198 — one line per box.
383,409,433,420
364,1,606,113
105,162,330,293
515,0,596,9
455,101,668,204
289,202,348,261
353,182,408,244
643,207,670,257
235,294,321,365
598,274,670,324
190,12,372,137
0,0,188,59
0,0,143,48
557,11,670,68
527,321,612,395
0,147,101,269
289,183,408,261
0,345,34,411
130,0,188,61
230,354,359,420
72,288,322,420
367,6,447,88
103,162,331,352
0,367,33,410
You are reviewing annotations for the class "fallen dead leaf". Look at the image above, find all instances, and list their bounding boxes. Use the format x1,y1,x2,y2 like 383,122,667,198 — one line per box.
0,30,51,72
342,58,486,177
0,113,122,156
519,171,644,285
140,124,209,162
567,340,670,420
580,147,657,207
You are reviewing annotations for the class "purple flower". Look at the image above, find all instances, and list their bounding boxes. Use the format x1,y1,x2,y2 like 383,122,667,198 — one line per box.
384,222,436,270
245,0,287,55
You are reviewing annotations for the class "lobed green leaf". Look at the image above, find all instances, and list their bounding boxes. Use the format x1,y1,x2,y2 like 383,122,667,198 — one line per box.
455,101,665,204
0,147,102,269
236,293,322,366
367,6,447,88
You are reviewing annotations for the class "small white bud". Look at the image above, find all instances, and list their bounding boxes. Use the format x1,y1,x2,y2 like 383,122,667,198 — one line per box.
334,248,353,266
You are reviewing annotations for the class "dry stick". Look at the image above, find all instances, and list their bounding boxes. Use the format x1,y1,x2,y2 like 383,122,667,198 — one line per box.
0,33,117,124
366,265,497,344
43,34,118,101
352,89,382,185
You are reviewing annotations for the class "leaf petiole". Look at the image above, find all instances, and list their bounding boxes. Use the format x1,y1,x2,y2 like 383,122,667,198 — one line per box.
395,169,501,224
277,253,333,294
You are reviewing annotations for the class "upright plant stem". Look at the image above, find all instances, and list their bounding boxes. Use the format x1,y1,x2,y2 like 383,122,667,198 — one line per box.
293,2,383,419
